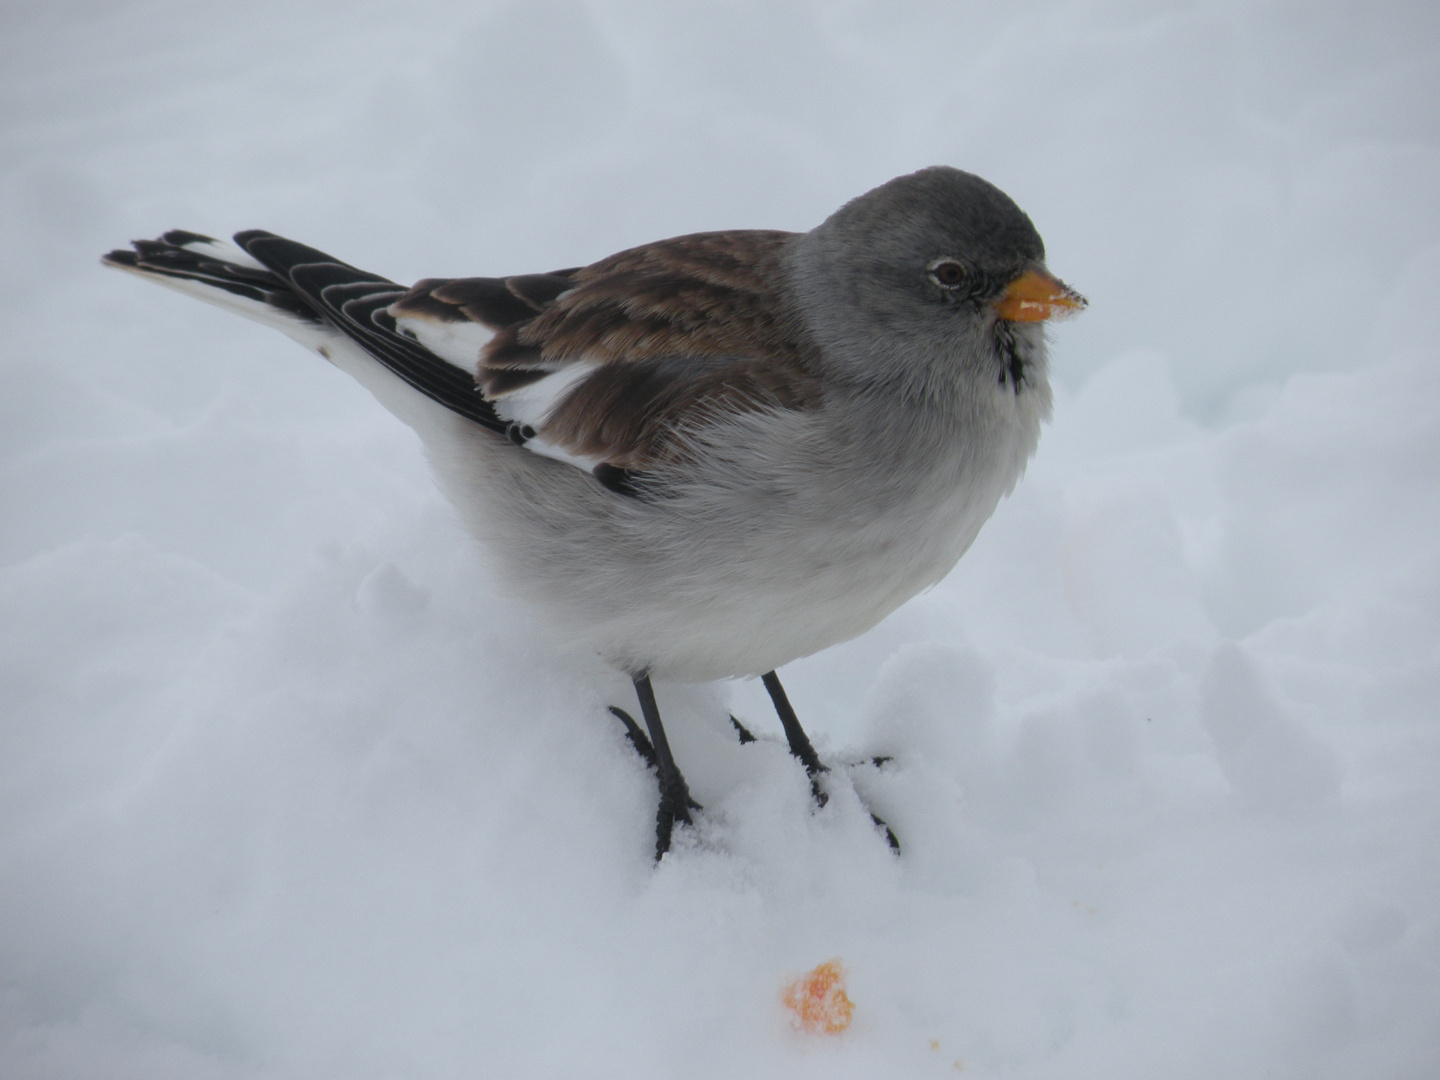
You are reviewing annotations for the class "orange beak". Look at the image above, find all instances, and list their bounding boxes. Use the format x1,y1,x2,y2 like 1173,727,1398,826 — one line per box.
992,269,1087,323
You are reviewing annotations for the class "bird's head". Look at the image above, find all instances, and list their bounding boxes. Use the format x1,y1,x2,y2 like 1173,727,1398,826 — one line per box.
789,166,1084,400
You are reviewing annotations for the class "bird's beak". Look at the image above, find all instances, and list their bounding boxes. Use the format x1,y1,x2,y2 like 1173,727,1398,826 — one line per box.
992,269,1087,323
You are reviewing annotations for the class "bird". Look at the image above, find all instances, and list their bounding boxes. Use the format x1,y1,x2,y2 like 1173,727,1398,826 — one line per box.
103,166,1084,859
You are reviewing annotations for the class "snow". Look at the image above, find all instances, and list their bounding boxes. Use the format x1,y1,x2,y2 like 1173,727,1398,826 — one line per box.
3,1,1439,1076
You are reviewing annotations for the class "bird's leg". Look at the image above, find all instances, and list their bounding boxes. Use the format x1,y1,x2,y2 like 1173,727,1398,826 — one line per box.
761,670,828,805
761,670,900,852
630,674,701,860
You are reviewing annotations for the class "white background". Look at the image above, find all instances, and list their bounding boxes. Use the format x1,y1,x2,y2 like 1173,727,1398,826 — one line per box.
2,1,1437,1076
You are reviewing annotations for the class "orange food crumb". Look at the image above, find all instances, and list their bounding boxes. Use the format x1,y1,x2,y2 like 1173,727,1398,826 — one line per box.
781,958,855,1034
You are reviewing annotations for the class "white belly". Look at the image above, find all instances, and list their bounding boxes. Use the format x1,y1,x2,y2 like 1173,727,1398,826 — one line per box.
429,384,1047,682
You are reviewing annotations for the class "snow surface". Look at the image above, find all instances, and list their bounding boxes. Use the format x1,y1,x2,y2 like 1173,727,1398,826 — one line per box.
3,1,1439,1076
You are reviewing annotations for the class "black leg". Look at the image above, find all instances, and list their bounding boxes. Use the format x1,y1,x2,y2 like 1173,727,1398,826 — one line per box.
761,670,900,853
631,674,700,861
761,670,828,805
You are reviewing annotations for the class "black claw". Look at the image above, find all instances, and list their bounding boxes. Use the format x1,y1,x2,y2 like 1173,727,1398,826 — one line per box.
653,783,702,859
728,714,757,744
837,754,894,771
607,705,657,769
809,774,830,809
655,773,699,860
871,813,901,853
654,812,675,861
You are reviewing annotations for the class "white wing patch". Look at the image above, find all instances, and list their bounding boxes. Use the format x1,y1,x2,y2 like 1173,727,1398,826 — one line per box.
392,313,494,372
387,314,609,472
520,435,608,472
491,361,598,426
489,360,608,472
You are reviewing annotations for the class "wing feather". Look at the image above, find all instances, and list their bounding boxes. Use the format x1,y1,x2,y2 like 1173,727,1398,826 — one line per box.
390,230,821,474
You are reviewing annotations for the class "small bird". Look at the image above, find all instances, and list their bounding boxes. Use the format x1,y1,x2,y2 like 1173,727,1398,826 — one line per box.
104,166,1084,858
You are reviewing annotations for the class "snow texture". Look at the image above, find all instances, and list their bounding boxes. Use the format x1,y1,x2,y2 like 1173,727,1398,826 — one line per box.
2,1,1438,1076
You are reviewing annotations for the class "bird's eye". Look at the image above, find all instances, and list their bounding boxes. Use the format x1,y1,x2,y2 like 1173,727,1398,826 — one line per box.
929,260,967,288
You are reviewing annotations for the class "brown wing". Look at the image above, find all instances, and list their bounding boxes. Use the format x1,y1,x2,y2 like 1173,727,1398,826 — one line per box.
391,230,822,475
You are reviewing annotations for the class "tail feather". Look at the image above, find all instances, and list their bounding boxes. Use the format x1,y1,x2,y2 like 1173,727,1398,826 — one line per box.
103,230,323,327
103,230,506,435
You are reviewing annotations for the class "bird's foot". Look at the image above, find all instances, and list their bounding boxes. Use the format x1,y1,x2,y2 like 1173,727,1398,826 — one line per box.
608,705,702,859
817,766,899,853
839,755,901,852
726,716,901,853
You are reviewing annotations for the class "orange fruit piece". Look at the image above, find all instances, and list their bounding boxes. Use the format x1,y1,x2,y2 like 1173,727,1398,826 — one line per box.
781,958,855,1034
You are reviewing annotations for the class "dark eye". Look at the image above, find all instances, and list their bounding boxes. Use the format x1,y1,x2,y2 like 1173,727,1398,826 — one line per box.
929,260,967,288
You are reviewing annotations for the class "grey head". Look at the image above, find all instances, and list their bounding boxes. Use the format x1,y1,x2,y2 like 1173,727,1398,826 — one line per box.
787,166,1082,401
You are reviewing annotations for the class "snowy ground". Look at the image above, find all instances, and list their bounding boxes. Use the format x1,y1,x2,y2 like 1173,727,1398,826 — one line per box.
3,1,1438,1076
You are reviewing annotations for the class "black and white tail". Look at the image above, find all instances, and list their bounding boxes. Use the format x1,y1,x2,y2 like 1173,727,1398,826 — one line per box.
103,230,506,434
